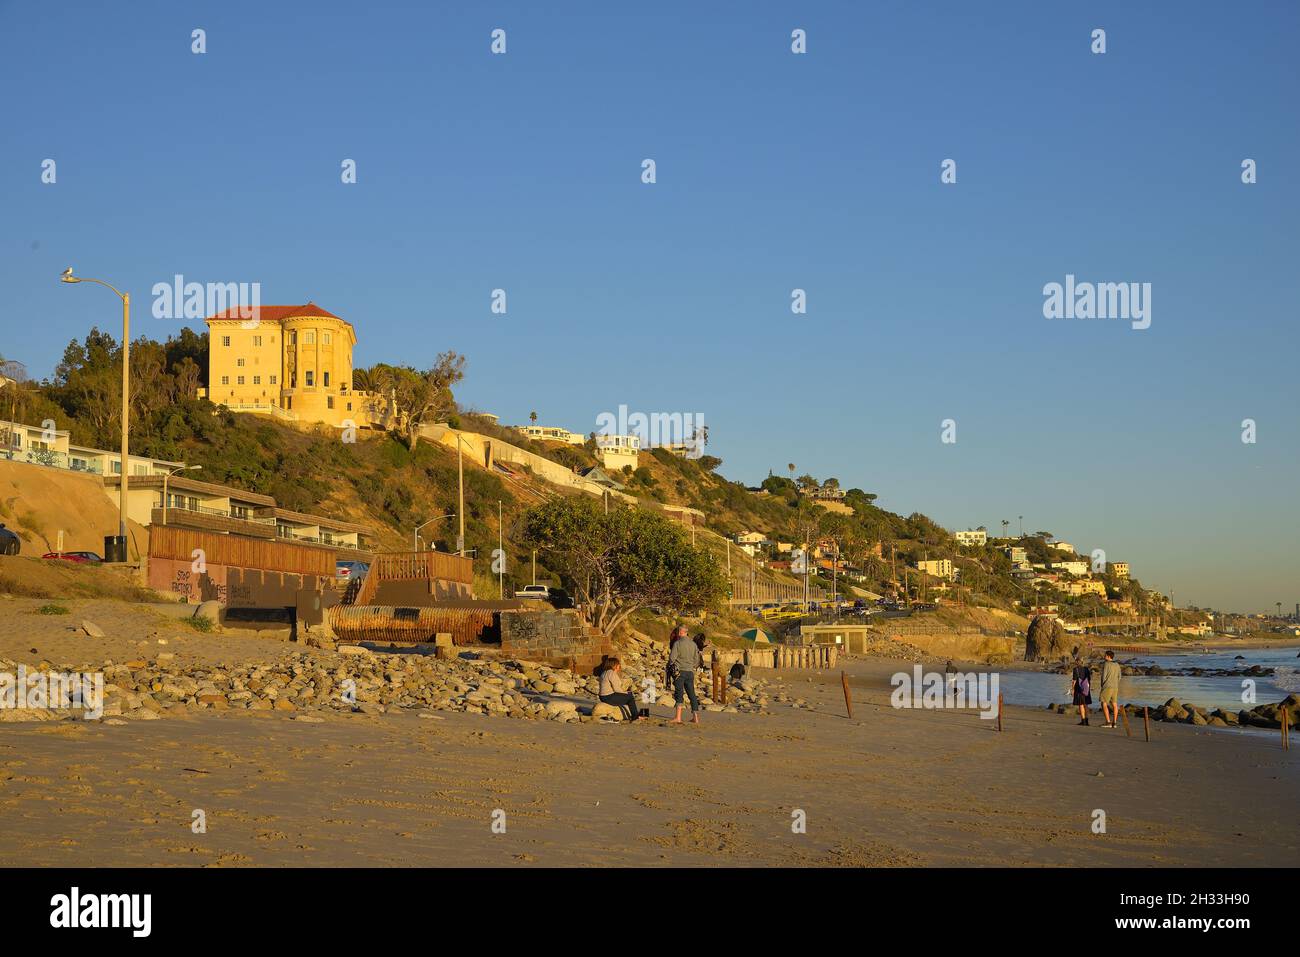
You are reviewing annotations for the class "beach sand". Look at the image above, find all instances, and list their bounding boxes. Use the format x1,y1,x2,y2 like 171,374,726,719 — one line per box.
2,599,1297,867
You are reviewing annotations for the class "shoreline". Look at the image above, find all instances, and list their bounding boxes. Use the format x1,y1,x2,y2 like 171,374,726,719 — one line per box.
2,622,1297,866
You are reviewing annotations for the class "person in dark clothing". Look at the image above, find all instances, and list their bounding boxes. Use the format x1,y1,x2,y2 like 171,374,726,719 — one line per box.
1071,660,1093,726
598,657,640,722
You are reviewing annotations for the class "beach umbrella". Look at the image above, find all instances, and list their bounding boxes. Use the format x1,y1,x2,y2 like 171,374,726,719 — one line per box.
740,627,772,643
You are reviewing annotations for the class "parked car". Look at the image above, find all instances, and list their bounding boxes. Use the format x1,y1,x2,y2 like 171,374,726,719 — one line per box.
515,584,551,601
335,560,370,581
0,524,20,556
42,551,103,564
548,587,575,609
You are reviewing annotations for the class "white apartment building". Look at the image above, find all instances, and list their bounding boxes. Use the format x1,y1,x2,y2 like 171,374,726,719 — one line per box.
954,528,987,547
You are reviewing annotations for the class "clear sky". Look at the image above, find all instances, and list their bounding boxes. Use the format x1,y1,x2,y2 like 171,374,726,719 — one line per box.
2,0,1297,613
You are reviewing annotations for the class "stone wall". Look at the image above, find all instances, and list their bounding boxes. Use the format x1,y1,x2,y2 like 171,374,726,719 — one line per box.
499,608,614,675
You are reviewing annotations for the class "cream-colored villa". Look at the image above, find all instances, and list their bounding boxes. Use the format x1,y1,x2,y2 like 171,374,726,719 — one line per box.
200,303,385,429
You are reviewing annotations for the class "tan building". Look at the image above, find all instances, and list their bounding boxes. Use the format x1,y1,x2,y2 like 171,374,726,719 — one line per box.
202,303,383,429
1063,579,1107,597
1108,561,1130,579
915,558,955,581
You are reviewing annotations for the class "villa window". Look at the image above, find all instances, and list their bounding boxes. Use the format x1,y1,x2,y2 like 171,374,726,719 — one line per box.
305,371,315,387
270,375,277,385
237,375,245,385
304,331,315,345
323,332,331,345
221,336,230,346
236,358,245,367
327,396,335,409
323,371,330,387
253,376,261,385
253,335,263,347
221,375,229,385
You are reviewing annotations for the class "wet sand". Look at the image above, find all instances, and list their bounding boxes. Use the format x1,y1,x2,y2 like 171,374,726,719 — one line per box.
2,643,1297,867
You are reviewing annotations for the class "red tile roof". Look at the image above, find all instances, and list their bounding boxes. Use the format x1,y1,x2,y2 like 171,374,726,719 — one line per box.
204,302,343,322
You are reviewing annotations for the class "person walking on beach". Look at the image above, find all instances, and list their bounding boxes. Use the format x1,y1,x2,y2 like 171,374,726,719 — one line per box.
666,625,686,692
1071,659,1093,726
669,627,702,724
598,656,641,723
1099,650,1122,728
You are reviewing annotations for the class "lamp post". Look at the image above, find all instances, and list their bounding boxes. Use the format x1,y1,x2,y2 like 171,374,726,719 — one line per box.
161,465,202,525
61,268,130,560
414,512,455,551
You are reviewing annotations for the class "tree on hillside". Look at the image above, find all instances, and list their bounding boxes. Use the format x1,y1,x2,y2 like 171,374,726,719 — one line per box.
370,352,466,451
519,495,726,634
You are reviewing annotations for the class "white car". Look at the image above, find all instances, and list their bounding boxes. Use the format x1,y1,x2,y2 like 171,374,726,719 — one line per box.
515,585,551,601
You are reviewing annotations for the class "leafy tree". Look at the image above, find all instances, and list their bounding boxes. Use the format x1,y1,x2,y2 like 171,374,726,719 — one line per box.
520,495,726,633
369,352,465,451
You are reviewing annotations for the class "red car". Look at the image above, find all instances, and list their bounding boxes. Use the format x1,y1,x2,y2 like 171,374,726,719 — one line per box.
42,551,104,564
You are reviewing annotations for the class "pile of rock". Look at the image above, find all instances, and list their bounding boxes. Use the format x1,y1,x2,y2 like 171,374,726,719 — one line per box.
1046,694,1300,730
0,643,774,725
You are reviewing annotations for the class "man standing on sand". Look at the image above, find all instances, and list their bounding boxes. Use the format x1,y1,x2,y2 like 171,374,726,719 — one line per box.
1099,650,1122,728
668,626,702,724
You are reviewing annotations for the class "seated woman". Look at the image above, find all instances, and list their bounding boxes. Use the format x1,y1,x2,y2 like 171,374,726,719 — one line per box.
598,657,641,722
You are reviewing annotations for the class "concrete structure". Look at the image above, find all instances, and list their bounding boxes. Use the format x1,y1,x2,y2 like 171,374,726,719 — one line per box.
104,473,373,557
915,558,955,581
1108,561,1130,579
801,622,873,654
1050,560,1089,577
1063,578,1107,597
1004,545,1028,566
513,424,586,445
594,433,640,471
954,528,987,547
1,418,181,476
202,303,387,428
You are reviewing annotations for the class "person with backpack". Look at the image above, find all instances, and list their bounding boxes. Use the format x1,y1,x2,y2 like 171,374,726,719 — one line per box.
1071,659,1093,726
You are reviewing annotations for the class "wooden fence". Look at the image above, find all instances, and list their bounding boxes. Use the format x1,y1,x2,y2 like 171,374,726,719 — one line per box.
369,550,474,584
149,525,334,576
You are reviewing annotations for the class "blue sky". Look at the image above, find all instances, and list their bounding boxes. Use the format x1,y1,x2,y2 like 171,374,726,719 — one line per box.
2,0,1297,612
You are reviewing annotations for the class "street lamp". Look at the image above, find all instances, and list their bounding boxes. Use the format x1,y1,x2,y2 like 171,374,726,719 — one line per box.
61,267,130,561
413,512,455,551
161,465,202,526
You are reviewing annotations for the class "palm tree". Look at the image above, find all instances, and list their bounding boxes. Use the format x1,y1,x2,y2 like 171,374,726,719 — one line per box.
529,410,538,425
1001,519,1009,540
787,463,795,479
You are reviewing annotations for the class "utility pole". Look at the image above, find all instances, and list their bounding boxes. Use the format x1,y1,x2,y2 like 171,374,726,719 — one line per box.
498,500,504,599
531,549,537,586
456,433,465,555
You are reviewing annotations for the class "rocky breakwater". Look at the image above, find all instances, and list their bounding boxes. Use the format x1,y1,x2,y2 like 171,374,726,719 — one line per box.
0,639,775,725
1046,694,1300,730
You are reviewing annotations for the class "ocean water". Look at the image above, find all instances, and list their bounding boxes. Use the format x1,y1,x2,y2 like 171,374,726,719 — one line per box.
994,646,1300,713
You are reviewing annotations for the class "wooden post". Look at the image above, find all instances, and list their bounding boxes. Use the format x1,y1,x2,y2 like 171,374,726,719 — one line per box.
840,670,853,719
1282,706,1289,752
1120,705,1132,738
997,693,1003,732
711,652,719,702
1143,706,1150,743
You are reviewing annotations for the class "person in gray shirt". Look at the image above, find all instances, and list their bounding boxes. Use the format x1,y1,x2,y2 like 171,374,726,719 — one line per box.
668,627,702,724
1099,650,1123,729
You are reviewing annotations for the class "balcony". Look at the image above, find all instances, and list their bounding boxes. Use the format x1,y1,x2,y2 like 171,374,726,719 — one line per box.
151,504,278,539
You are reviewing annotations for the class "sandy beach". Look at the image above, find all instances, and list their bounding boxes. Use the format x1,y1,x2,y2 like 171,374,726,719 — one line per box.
2,597,1297,867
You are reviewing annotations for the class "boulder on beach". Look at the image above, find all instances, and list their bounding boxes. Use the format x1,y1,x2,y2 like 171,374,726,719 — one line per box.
1025,616,1069,663
80,619,105,638
193,601,221,624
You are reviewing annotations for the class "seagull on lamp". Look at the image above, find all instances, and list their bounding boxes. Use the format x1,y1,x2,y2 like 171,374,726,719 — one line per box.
60,267,79,284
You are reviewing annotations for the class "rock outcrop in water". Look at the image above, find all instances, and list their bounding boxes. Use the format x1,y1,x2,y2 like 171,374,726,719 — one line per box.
1025,615,1069,663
